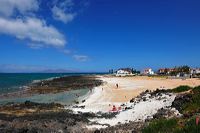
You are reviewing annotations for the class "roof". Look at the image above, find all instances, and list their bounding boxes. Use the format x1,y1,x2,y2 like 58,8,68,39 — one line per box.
118,68,133,73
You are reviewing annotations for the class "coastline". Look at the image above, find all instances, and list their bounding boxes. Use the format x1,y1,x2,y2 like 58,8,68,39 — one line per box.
68,75,200,129
71,75,200,111
0,75,103,105
0,75,200,132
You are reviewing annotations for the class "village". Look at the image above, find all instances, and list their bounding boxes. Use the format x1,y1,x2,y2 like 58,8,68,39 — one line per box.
111,66,200,78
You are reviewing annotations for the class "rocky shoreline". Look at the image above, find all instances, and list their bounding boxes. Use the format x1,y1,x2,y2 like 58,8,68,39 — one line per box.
0,101,119,133
0,85,199,132
0,89,177,132
0,76,103,99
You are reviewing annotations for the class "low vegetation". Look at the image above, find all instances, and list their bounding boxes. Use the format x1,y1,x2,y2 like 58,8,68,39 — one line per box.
181,86,200,114
142,118,178,133
142,117,200,133
142,86,200,133
171,85,192,93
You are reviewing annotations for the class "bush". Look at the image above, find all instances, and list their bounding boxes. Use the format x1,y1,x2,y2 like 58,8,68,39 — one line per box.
192,86,200,93
171,86,192,93
176,117,200,133
182,91,200,113
172,86,200,114
142,117,200,133
142,118,178,133
142,86,200,133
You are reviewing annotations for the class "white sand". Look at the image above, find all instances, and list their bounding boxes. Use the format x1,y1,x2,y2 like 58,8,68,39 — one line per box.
72,87,112,112
86,93,176,129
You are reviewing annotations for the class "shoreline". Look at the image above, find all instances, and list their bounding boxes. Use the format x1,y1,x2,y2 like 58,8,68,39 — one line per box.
0,75,104,105
67,75,200,129
70,76,200,112
0,75,103,99
0,75,200,132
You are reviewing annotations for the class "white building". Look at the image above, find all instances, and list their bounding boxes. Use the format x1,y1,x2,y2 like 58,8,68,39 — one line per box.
190,68,200,75
143,68,154,75
116,69,133,77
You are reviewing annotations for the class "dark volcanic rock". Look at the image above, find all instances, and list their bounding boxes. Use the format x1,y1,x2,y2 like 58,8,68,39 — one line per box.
153,108,176,119
30,76,103,94
130,98,135,103
0,101,120,133
0,76,104,99
150,89,169,96
172,93,192,112
96,122,144,133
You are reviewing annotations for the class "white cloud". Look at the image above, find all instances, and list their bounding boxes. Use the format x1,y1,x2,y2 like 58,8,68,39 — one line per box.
52,0,76,23
63,49,71,54
52,6,76,23
73,55,89,62
0,0,39,17
0,0,87,61
0,17,66,47
0,0,66,48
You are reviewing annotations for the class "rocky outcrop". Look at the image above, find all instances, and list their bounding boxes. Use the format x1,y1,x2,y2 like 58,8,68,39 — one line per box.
0,76,104,99
171,93,192,112
94,122,144,133
0,101,119,133
30,76,103,94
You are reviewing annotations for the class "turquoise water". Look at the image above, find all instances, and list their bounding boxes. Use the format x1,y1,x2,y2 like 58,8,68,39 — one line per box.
0,73,104,105
0,88,89,105
0,73,67,93
0,73,103,94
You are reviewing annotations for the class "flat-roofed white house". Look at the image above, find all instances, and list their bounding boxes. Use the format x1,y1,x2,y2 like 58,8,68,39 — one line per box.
190,68,200,75
116,68,133,77
143,68,154,75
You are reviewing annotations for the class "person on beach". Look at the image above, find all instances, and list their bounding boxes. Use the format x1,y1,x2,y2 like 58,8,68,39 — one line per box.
102,88,103,91
116,84,119,88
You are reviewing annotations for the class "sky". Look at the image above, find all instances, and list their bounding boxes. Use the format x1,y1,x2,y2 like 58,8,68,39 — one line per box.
0,0,200,72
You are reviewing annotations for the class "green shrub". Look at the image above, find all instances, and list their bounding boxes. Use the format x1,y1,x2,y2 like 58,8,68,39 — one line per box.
142,118,178,133
142,117,200,133
182,93,200,113
171,86,192,93
142,86,200,133
192,86,200,93
176,117,200,133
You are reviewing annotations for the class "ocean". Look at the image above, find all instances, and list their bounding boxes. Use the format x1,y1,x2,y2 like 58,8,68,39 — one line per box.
0,73,105,105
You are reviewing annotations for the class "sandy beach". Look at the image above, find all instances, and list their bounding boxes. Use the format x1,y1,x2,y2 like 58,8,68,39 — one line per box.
100,76,200,102
73,76,200,112
70,76,200,129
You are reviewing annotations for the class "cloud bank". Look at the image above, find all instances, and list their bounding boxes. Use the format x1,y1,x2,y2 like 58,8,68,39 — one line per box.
0,0,39,17
52,6,76,24
0,0,89,62
0,17,66,47
52,0,76,23
0,0,66,48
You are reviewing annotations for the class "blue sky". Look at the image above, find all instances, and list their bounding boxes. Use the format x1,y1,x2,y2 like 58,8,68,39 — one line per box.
0,0,200,72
